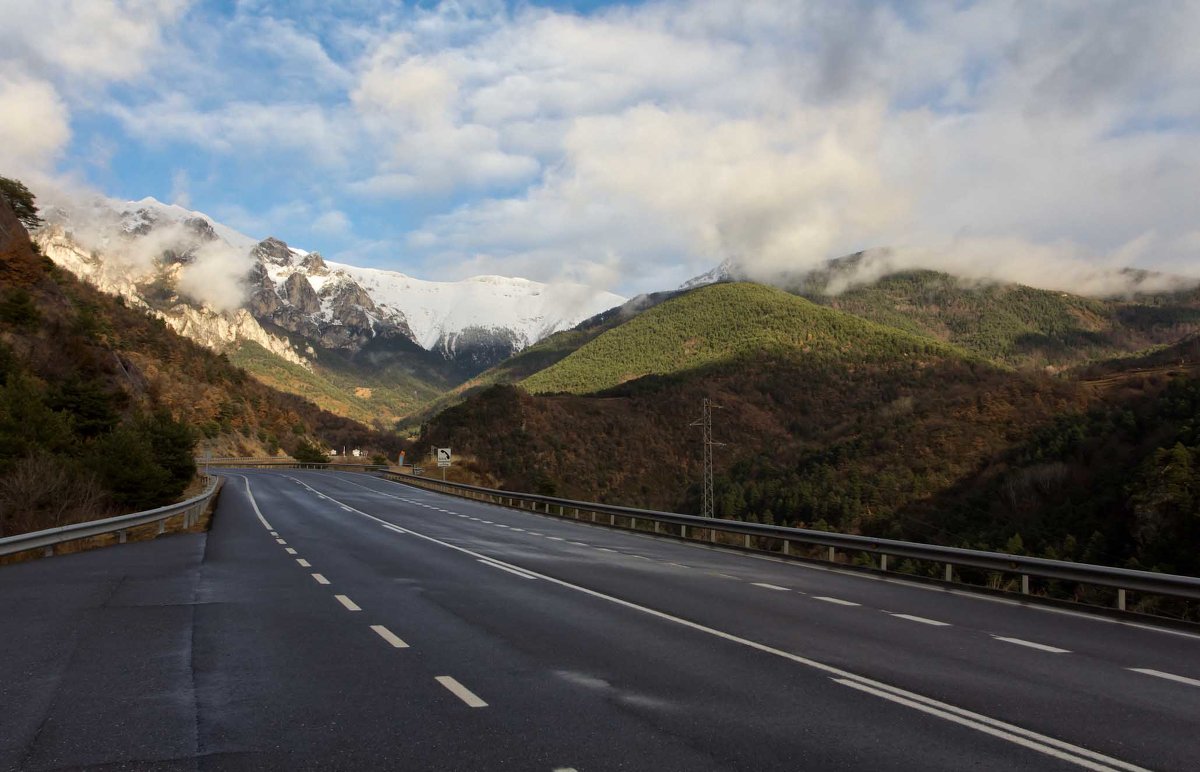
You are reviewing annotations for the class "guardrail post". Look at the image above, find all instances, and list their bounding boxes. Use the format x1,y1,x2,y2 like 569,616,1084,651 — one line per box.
158,519,166,535
880,554,888,571
610,513,615,526
43,545,53,557
744,533,751,548
118,530,127,544
1021,574,1030,595
631,517,637,530
782,540,790,556
681,525,688,539
828,546,836,563
944,563,954,582
1118,589,1127,611
654,521,660,534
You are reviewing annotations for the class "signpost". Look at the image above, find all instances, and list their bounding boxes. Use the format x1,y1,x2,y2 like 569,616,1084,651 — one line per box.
437,448,451,480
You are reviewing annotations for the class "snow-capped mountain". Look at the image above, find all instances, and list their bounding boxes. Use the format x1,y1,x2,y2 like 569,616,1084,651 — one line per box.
36,195,625,376
678,258,740,291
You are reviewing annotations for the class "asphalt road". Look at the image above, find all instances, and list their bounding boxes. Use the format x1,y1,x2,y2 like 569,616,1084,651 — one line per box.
2,469,1198,771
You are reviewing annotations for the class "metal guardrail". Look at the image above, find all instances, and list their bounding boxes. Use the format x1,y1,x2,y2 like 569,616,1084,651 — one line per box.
377,471,1200,613
0,476,224,558
203,460,388,472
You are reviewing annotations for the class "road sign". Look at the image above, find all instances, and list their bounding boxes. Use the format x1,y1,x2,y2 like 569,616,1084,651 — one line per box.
437,448,452,467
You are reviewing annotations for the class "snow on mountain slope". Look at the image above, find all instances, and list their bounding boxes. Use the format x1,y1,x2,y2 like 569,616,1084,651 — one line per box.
332,263,626,351
37,194,626,375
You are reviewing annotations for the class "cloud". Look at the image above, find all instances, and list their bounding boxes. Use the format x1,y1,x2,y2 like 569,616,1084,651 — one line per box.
0,0,189,180
169,168,191,208
0,0,189,85
398,1,1200,294
0,74,72,176
312,209,351,236
9,0,1200,299
176,240,255,313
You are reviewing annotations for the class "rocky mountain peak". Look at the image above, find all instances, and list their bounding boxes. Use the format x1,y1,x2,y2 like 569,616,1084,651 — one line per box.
299,252,327,274
280,271,321,315
253,237,294,266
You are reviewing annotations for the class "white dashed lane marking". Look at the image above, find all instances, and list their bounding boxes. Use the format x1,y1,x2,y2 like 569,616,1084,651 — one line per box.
751,582,790,591
814,596,861,607
890,613,951,627
992,636,1070,654
371,625,409,648
296,559,311,567
312,573,330,585
436,676,488,708
335,594,361,611
1127,668,1200,688
284,547,297,555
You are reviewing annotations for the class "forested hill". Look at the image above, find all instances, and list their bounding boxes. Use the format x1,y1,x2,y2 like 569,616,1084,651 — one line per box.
0,179,394,538
420,279,1200,588
803,267,1200,370
521,283,971,395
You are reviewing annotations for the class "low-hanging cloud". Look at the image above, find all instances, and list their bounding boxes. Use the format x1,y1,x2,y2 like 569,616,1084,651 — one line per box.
176,240,255,313
38,184,256,312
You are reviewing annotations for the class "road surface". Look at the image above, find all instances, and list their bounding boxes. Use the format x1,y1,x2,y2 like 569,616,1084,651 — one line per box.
1,469,1198,770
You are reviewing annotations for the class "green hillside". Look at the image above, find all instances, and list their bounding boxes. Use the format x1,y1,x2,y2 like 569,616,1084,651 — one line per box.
803,269,1200,368
521,282,966,395
230,341,445,429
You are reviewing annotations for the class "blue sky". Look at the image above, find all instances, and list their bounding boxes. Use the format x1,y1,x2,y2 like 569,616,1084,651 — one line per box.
3,1,1199,296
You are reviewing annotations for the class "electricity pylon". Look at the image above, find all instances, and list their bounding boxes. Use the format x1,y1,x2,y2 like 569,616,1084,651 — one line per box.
691,398,724,517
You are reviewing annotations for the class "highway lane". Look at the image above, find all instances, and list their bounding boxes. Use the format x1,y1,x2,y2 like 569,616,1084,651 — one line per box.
0,469,1194,770
279,469,1200,770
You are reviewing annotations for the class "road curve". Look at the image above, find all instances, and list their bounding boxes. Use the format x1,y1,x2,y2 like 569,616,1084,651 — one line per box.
1,469,1197,771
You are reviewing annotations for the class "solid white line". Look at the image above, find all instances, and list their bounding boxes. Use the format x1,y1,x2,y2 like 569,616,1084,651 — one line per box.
285,547,297,555
477,559,538,579
435,676,488,708
891,613,951,627
371,625,409,648
238,476,273,530
1127,668,1200,688
312,573,330,585
752,582,790,592
814,596,861,606
993,636,1070,654
296,559,311,567
833,679,1120,772
335,594,360,611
